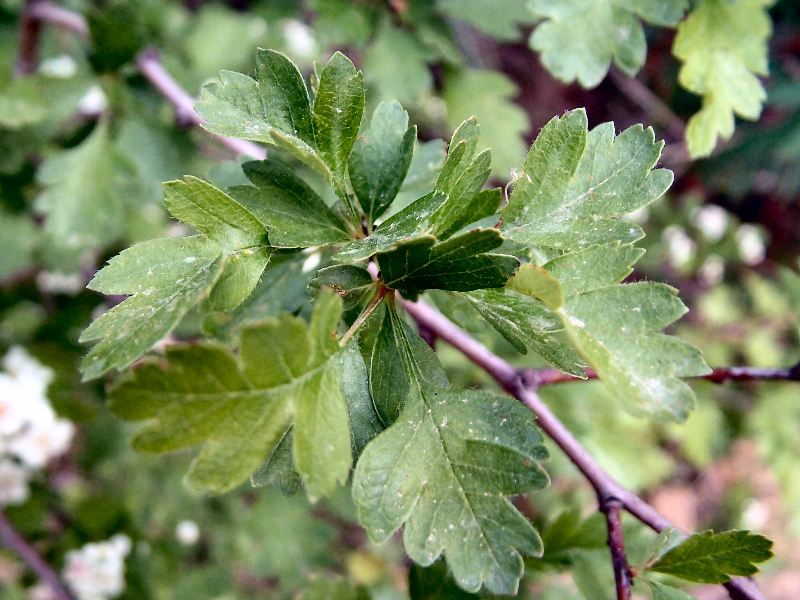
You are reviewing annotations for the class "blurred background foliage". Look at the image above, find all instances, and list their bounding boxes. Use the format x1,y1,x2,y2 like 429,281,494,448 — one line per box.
0,0,799,599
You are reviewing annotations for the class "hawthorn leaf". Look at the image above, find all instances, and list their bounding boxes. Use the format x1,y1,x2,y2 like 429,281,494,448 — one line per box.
358,303,448,426
647,581,697,600
673,0,773,158
0,210,37,279
443,69,528,177
529,0,688,88
34,122,138,265
459,290,586,376
502,109,673,251
353,305,549,594
80,177,271,380
312,52,365,187
377,229,519,300
298,576,369,600
336,118,500,262
230,160,350,247
309,265,375,310
196,49,329,177
109,292,351,498
348,100,416,225
409,560,479,599
439,0,532,41
510,244,710,421
648,530,774,583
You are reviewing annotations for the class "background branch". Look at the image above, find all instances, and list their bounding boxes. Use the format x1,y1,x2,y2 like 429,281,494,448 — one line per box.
0,509,77,600
601,497,633,600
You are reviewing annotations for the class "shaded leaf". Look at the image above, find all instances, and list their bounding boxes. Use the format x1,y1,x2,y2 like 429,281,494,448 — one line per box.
109,292,352,497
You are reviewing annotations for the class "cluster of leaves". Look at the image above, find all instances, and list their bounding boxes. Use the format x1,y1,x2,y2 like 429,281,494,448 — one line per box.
73,48,780,595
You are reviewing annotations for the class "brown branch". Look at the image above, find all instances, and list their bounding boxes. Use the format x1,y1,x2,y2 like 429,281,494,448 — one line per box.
523,364,800,387
17,4,266,161
16,0,43,75
0,509,77,600
398,297,765,600
601,498,633,600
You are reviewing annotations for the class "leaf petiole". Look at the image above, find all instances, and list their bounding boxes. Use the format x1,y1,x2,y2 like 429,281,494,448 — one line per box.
339,284,389,348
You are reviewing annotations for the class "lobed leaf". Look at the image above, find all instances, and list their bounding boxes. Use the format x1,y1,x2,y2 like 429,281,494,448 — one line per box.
502,109,672,251
353,304,549,594
109,292,352,498
648,530,774,583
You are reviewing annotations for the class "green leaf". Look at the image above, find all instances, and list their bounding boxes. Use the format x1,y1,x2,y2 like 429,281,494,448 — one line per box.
312,51,365,187
230,160,350,247
364,20,434,105
529,0,688,88
439,0,533,41
0,210,37,279
377,229,519,300
409,560,479,599
459,290,586,376
196,49,329,176
298,576,369,600
443,69,528,178
80,177,272,380
309,265,375,310
647,581,697,600
109,291,352,498
673,0,773,158
510,244,710,421
502,109,673,251
348,100,416,225
648,530,774,583
336,118,500,262
35,123,140,265
352,303,549,594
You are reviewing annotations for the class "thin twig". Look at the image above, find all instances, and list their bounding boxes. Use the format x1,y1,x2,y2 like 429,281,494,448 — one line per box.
339,285,386,348
398,297,765,600
601,497,633,600
135,48,267,160
523,364,800,387
0,509,77,600
609,70,685,141
16,0,43,74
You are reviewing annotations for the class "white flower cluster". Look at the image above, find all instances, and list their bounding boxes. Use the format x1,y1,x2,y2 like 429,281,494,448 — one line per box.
63,535,131,600
0,347,74,506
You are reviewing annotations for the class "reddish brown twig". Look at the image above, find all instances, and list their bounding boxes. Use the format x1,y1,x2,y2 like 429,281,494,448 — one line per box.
522,364,800,387
0,509,77,600
601,497,633,600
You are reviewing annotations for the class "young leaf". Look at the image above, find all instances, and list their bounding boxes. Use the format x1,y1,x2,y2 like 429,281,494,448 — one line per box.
648,530,774,583
352,304,549,594
348,100,416,225
80,177,271,380
109,292,352,498
439,0,532,41
196,49,329,176
377,229,519,300
673,0,773,158
336,118,500,262
230,160,351,247
502,109,672,251
529,0,688,88
312,52,365,187
510,244,710,421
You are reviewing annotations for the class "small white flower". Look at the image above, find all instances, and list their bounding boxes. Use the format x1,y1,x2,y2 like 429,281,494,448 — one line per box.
283,20,317,60
692,204,729,242
736,225,766,265
175,520,200,546
0,459,30,506
301,251,321,273
36,271,85,296
39,55,77,79
698,254,725,286
3,347,53,388
9,418,74,469
77,85,108,116
27,582,57,600
662,225,696,268
64,535,131,600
